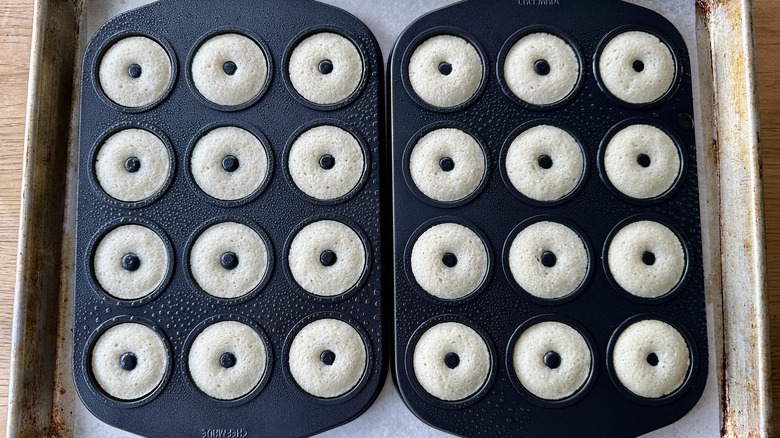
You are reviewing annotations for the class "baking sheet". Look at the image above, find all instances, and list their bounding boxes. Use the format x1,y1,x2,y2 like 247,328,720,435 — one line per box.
66,1,721,436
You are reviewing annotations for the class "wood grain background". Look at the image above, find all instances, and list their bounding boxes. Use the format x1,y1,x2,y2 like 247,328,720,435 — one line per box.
0,0,777,435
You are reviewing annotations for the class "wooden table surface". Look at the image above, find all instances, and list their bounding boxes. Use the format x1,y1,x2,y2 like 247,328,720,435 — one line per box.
0,1,778,436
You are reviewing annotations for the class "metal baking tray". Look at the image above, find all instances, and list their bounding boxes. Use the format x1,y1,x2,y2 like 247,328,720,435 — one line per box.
7,0,770,436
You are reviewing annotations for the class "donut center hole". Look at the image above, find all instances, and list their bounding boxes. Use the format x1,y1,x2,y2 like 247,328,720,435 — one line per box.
642,251,656,266
439,157,455,172
632,60,645,73
119,352,138,371
637,153,652,168
128,64,142,79
220,352,237,369
438,62,453,76
220,252,239,270
537,155,553,170
319,154,336,170
541,251,557,268
320,349,336,366
442,252,458,268
320,250,338,267
124,157,141,173
444,352,460,369
223,61,238,76
646,352,659,367
534,59,551,76
318,59,334,75
543,351,562,369
222,155,240,173
121,253,141,272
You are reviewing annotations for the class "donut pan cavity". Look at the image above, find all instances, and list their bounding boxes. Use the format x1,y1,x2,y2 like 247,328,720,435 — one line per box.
73,1,385,437
390,0,707,436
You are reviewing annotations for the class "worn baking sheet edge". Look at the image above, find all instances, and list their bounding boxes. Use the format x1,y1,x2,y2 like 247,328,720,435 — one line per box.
5,0,771,436
697,0,773,436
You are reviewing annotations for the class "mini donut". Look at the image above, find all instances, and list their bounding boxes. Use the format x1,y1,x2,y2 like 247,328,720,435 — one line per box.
412,321,491,401
512,321,592,400
93,224,169,301
410,223,489,301
98,36,172,108
612,319,690,398
503,32,580,106
91,323,168,401
408,34,483,108
508,221,589,300
288,318,367,398
505,125,585,203
288,32,364,106
288,220,367,297
189,222,269,300
408,128,486,203
95,128,171,203
288,125,365,201
187,321,268,400
603,124,682,200
191,33,268,107
190,126,270,202
607,220,686,299
598,30,676,105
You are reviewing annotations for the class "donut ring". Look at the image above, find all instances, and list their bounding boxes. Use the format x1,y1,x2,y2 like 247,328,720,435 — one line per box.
287,220,367,297
98,36,173,108
288,318,367,398
407,34,483,109
410,222,489,301
606,220,686,299
598,30,676,105
189,222,270,300
408,128,486,203
512,321,592,401
612,319,691,398
190,126,270,202
412,321,491,402
187,320,269,400
288,32,364,106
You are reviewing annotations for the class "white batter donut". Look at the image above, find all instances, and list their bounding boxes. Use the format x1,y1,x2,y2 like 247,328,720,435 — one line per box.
612,319,690,398
598,31,676,105
288,220,367,297
98,36,173,108
189,222,269,300
603,124,682,200
408,128,486,203
410,223,489,301
288,125,365,201
288,32,364,105
191,33,268,107
607,220,686,299
503,32,580,106
190,126,270,202
187,320,268,400
512,321,592,401
412,321,491,402
91,323,168,401
288,318,367,398
505,125,585,203
508,221,589,300
408,34,483,108
95,128,171,203
93,224,169,301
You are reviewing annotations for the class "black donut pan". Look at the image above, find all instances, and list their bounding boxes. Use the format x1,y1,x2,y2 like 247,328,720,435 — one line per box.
389,0,707,436
73,1,386,437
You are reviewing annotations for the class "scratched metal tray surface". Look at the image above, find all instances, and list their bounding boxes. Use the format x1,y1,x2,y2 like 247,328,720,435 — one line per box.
7,0,770,437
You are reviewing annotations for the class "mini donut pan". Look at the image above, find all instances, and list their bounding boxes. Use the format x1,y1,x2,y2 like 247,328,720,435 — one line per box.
390,0,708,436
73,1,385,437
